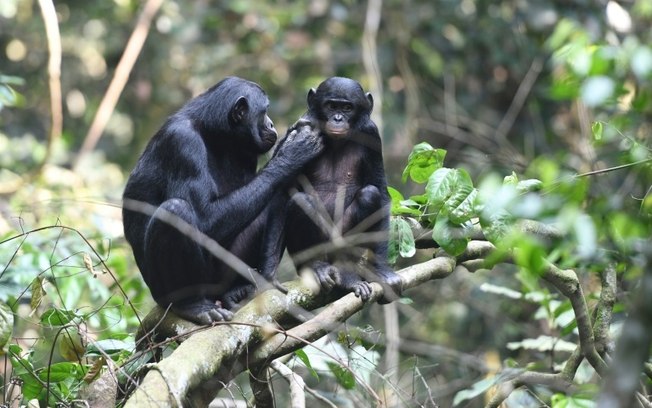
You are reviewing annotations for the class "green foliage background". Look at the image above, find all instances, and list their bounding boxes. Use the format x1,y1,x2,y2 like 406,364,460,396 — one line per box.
0,0,651,406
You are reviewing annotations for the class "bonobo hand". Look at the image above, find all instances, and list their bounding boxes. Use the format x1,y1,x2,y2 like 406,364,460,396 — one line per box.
274,124,324,171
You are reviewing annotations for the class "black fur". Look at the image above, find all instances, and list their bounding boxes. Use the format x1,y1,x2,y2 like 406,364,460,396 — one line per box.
123,77,323,324
262,77,402,303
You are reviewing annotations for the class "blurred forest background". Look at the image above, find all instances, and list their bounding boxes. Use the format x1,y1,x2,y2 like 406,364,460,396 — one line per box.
0,0,651,407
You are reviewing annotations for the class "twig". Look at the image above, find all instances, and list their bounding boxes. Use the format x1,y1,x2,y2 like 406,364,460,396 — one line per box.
37,0,62,171
494,58,544,146
361,0,383,134
73,0,163,170
270,360,306,408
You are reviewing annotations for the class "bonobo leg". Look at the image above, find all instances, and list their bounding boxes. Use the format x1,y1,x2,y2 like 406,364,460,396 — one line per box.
337,265,373,302
285,191,341,293
144,198,233,324
257,193,293,294
222,282,256,310
341,185,403,303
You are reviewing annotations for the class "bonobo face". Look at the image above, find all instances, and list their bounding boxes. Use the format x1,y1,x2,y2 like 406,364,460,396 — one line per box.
255,104,278,153
308,77,374,140
230,91,278,153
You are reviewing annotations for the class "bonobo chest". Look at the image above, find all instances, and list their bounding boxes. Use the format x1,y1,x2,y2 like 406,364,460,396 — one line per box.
304,142,364,190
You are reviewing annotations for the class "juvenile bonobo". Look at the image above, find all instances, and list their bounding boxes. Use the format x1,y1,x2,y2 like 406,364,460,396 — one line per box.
122,77,323,325
263,77,402,303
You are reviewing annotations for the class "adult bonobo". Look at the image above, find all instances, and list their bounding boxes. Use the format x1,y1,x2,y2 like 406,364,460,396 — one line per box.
262,76,403,303
123,77,323,325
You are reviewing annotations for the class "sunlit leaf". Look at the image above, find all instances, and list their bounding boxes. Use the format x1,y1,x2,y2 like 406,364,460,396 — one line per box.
580,76,614,107
432,216,468,256
30,276,45,311
507,335,576,352
480,209,514,245
479,283,522,299
396,217,416,258
41,308,79,327
591,121,603,141
426,167,475,222
327,362,356,390
574,214,597,259
402,142,446,183
294,349,319,380
58,328,85,362
37,362,81,382
0,302,13,351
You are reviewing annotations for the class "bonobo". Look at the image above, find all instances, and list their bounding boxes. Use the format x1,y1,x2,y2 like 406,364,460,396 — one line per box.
263,77,403,303
122,77,323,325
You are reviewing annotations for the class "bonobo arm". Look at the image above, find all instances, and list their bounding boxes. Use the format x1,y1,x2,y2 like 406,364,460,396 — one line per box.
209,125,322,242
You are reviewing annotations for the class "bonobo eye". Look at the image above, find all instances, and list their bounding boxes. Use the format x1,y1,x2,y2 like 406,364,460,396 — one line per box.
342,103,353,113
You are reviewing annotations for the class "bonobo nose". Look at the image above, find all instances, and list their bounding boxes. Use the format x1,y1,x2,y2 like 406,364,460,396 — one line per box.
334,114,343,122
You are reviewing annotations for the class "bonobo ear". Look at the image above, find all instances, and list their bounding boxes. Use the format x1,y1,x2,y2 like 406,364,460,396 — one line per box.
307,88,317,110
366,92,374,111
230,96,249,124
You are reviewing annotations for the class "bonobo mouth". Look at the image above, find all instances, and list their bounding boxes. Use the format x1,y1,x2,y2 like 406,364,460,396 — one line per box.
259,131,278,152
325,124,349,139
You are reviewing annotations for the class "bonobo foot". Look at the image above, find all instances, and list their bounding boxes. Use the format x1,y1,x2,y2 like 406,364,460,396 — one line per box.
312,261,340,292
312,261,374,302
343,276,373,302
171,298,233,325
372,265,403,304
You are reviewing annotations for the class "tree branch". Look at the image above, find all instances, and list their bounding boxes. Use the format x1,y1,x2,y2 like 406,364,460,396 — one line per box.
37,0,62,171
124,256,457,406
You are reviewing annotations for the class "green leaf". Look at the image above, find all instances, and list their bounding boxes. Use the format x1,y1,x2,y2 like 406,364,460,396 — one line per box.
387,186,404,205
448,186,477,224
591,122,603,141
38,362,81,383
0,75,25,86
514,239,547,276
8,344,34,376
327,362,356,390
402,142,446,183
453,376,498,405
432,216,468,256
0,302,13,351
396,217,416,258
560,320,578,337
87,339,134,355
504,171,519,185
0,84,17,106
425,168,475,223
294,349,319,380
515,180,543,194
388,218,400,264
41,308,79,327
507,335,577,352
425,168,457,211
388,187,421,216
480,209,514,245
30,276,46,311
19,373,43,400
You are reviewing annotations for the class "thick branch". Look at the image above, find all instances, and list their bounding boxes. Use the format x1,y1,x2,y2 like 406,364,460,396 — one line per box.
125,256,457,406
541,262,608,375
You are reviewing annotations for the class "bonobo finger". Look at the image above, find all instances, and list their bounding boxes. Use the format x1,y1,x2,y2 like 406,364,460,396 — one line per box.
208,307,233,322
353,282,372,302
194,312,214,326
294,116,313,128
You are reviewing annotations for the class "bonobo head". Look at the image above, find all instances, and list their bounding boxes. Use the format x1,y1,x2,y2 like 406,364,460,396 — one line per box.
307,77,374,140
191,76,278,153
